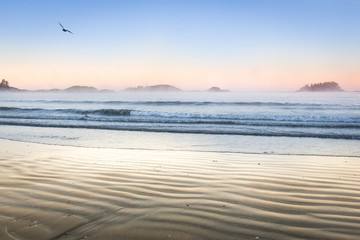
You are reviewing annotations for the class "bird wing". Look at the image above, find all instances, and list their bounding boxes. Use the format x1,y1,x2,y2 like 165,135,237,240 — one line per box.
59,22,64,29
66,30,74,34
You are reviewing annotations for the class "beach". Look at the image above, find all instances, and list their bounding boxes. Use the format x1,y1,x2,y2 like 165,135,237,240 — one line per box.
3,0,360,238
1,91,359,239
1,139,359,240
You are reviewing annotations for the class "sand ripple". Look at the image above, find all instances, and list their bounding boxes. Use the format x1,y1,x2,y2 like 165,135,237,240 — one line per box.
0,140,359,240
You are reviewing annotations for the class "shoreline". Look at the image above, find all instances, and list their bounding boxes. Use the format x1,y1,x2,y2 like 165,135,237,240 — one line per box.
1,124,360,158
1,139,360,239
1,136,360,159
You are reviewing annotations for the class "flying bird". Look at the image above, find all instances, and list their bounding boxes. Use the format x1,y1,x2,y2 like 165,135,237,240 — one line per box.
59,22,73,34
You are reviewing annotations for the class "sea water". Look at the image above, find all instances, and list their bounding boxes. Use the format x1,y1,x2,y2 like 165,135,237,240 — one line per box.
0,91,359,157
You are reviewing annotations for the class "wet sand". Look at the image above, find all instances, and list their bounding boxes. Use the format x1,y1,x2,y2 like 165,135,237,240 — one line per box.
0,139,359,240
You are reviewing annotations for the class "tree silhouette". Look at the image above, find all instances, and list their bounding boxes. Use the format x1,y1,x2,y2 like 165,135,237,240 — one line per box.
299,81,343,91
0,79,9,87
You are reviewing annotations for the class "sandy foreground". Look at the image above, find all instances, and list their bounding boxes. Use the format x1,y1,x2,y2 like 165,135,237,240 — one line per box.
0,139,359,240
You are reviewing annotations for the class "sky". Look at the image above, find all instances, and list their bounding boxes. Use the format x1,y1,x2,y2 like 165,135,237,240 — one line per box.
1,0,360,91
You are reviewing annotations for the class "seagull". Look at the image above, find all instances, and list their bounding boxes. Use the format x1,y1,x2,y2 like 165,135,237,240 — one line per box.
59,22,73,34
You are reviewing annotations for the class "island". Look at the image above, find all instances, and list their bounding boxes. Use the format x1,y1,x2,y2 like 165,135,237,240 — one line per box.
298,81,343,92
64,86,98,93
0,79,22,92
0,80,115,93
1,79,230,93
125,84,182,92
207,87,229,92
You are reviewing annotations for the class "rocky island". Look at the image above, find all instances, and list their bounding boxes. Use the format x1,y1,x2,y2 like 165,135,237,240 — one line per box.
299,81,343,92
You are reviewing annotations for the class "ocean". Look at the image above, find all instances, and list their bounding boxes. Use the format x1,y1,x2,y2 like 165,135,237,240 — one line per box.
0,91,359,157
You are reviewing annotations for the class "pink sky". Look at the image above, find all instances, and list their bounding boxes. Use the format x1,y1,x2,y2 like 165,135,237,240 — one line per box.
3,58,359,91
2,1,359,91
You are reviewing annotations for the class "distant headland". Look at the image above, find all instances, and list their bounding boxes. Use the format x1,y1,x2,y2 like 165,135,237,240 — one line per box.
0,80,232,93
3,78,350,93
0,80,113,93
298,81,343,92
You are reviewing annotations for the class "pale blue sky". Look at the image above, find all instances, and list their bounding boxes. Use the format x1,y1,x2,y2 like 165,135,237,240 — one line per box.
1,0,359,90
